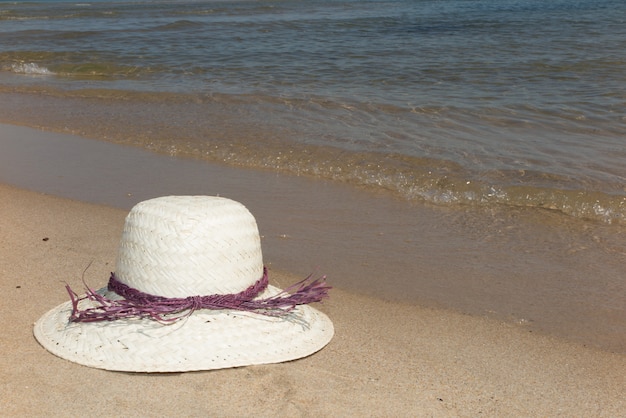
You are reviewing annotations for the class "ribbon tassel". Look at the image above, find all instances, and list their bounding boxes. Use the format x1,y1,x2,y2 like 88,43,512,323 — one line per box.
66,267,330,323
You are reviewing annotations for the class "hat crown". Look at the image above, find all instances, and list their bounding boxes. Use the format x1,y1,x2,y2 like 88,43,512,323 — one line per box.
114,196,264,298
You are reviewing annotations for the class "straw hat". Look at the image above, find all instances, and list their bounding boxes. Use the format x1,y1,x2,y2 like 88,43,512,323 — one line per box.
33,196,333,372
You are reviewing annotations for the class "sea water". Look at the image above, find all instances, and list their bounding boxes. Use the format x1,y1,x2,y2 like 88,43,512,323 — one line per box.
1,0,625,222
0,0,625,351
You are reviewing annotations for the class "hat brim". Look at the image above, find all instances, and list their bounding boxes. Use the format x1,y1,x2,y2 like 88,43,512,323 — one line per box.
33,285,333,372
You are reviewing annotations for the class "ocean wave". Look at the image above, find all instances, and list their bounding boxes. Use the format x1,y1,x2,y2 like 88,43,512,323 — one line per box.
151,20,205,31
0,86,624,225
8,62,53,75
0,51,147,79
230,148,626,225
170,135,626,225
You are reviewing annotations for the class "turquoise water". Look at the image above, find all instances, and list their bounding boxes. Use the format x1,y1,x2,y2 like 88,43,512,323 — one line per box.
1,0,626,223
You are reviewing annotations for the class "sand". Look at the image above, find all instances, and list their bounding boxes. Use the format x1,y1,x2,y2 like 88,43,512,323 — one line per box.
3,122,626,355
1,182,625,417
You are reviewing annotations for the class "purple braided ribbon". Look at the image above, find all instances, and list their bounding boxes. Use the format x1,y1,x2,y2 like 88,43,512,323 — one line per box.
66,267,330,323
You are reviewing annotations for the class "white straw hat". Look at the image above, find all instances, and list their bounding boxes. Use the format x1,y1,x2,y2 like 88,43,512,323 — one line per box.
33,196,333,372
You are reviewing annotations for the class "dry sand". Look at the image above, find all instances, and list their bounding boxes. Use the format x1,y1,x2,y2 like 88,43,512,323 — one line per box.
1,183,624,417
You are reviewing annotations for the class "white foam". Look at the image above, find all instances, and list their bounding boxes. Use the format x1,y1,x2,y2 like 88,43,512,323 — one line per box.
11,62,54,75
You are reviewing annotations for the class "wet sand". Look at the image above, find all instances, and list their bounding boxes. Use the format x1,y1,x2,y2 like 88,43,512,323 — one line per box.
1,182,625,416
1,123,625,353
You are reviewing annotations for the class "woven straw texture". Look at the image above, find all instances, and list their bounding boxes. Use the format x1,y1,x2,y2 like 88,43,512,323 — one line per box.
115,195,264,297
33,196,333,372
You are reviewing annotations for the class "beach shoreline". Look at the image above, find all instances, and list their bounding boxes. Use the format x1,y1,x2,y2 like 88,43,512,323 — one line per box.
1,182,624,416
1,121,625,354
